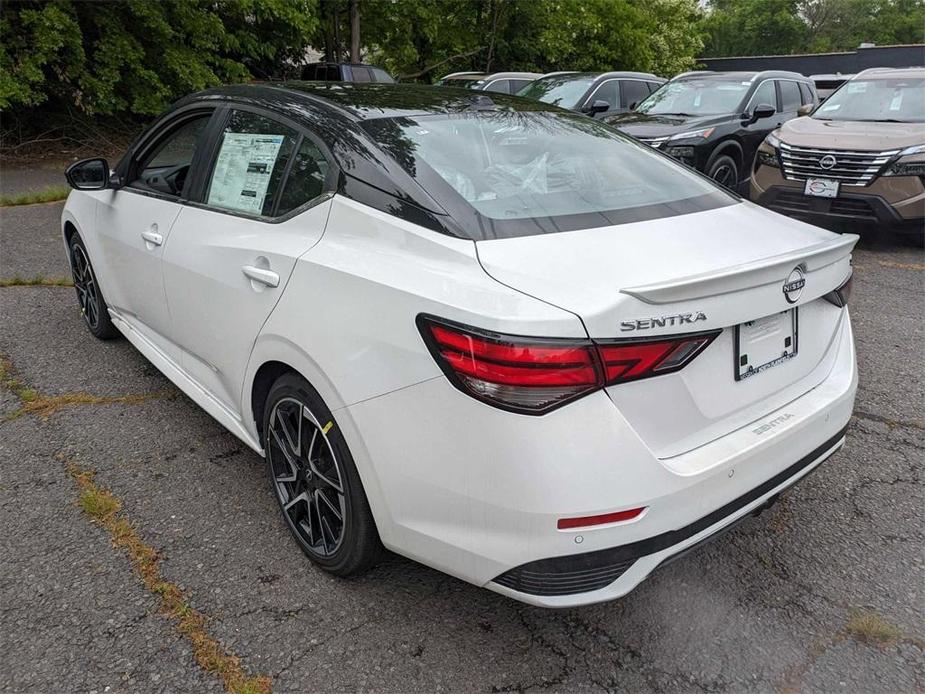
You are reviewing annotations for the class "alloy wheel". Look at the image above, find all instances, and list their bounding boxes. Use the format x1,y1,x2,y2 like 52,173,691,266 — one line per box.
267,397,347,557
711,163,735,188
71,244,100,330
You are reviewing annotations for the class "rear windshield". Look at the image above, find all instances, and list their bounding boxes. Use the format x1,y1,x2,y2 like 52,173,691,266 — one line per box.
516,76,595,109
638,78,750,116
814,77,925,123
362,111,734,239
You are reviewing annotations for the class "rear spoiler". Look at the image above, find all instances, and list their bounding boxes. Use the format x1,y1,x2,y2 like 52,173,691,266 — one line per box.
621,234,859,305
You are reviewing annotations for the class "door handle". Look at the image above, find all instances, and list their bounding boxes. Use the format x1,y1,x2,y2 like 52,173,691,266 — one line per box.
141,230,163,246
242,265,280,288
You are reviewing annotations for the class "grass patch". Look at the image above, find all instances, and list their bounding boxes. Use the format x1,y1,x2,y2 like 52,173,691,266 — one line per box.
0,275,73,287
63,456,272,694
0,185,70,207
846,611,903,647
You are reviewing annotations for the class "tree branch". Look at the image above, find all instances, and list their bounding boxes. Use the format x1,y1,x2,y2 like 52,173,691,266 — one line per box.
397,47,486,80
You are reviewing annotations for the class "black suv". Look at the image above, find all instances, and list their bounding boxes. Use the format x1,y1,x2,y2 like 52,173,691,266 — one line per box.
301,62,394,83
605,71,817,190
517,71,665,119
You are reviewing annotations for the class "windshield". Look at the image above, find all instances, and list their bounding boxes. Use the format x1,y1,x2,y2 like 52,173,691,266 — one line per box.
516,76,594,109
362,111,733,238
813,77,925,123
638,79,750,116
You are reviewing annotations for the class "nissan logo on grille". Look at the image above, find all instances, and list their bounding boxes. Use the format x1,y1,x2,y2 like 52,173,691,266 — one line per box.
783,267,806,304
819,154,837,170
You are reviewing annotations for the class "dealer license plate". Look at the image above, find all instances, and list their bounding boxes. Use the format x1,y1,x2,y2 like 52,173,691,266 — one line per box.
735,309,798,381
804,177,839,198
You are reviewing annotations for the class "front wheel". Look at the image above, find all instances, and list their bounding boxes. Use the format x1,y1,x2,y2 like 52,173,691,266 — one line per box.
707,154,739,191
69,234,119,339
263,373,382,576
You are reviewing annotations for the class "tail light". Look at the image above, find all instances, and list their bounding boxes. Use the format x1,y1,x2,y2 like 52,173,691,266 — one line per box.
418,315,720,414
823,271,853,308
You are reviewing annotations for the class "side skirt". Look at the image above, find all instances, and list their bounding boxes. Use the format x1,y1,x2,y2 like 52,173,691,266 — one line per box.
109,310,264,455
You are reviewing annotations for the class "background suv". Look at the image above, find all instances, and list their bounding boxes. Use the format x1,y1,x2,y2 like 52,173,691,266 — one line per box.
752,67,925,244
606,71,817,190
468,72,542,94
517,71,665,119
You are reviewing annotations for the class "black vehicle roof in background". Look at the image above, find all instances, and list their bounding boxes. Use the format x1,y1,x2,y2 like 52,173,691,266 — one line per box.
183,82,560,122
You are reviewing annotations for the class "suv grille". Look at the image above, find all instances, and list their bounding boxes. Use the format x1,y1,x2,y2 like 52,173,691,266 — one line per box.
779,143,899,187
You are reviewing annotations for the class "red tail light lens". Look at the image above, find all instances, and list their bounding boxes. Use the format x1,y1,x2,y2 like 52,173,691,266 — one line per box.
418,315,721,414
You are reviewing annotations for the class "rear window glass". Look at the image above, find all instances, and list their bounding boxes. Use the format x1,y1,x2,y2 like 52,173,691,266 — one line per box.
362,111,734,236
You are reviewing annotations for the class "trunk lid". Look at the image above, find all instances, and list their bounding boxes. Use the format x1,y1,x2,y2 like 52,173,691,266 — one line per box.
476,201,858,458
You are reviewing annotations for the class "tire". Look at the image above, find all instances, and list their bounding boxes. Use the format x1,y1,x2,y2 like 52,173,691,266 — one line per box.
263,373,382,576
69,233,119,340
707,154,739,191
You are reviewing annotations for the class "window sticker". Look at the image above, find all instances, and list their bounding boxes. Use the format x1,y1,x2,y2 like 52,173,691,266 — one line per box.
208,133,285,214
889,90,903,111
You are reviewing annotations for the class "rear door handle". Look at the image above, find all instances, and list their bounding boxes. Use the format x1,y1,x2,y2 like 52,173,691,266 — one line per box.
242,265,280,288
141,230,163,246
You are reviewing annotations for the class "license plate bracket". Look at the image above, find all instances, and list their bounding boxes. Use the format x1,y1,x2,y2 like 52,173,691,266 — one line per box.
804,177,839,198
734,309,798,381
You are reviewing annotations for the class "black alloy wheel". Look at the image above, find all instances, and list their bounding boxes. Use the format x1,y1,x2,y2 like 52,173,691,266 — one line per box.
708,154,739,191
69,234,119,339
263,373,381,575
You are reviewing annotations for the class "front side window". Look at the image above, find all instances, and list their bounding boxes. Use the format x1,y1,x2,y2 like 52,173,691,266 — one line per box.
814,77,925,123
131,113,211,197
517,76,595,109
748,80,777,112
205,110,297,216
363,111,734,238
587,80,619,109
639,78,750,116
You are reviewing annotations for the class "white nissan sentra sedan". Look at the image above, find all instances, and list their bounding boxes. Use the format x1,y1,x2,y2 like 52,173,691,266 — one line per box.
61,83,857,607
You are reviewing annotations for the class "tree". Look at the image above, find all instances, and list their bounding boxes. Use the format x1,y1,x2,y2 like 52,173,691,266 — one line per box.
0,0,319,115
700,0,806,56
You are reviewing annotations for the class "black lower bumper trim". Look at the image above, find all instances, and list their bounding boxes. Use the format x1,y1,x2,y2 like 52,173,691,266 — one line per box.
493,425,848,597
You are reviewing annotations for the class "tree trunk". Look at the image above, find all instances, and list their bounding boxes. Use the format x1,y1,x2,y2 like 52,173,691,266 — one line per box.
350,0,361,63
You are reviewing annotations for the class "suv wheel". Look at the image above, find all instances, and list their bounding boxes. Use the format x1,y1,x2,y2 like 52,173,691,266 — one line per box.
263,373,382,576
707,154,739,190
69,234,120,340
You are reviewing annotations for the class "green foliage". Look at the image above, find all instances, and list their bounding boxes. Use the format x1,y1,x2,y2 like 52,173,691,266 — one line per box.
700,0,925,57
0,0,318,115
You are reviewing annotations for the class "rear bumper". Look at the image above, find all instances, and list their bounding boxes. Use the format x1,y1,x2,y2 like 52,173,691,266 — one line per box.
342,311,857,607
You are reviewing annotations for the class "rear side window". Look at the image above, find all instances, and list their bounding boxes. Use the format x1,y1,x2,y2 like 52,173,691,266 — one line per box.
621,80,650,109
371,68,394,83
205,110,297,216
276,139,330,216
351,67,373,83
779,81,802,112
510,79,532,93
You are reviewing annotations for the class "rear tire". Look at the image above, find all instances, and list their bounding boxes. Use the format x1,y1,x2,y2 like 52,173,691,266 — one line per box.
707,154,739,191
263,373,382,576
69,234,119,340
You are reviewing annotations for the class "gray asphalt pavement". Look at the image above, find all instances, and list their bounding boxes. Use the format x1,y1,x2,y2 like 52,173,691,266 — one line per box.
0,192,922,693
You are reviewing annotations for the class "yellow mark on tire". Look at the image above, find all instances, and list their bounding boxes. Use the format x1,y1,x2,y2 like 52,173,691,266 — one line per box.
322,421,333,435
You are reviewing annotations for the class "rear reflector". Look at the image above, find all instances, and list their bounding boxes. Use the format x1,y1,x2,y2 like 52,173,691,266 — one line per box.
557,507,646,530
418,315,720,414
823,271,853,308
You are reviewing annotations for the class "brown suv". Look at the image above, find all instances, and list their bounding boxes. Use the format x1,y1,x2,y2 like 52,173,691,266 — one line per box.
751,68,925,243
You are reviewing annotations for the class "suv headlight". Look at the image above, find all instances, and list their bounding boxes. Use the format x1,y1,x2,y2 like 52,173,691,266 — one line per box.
884,143,925,177
763,131,781,149
668,127,715,141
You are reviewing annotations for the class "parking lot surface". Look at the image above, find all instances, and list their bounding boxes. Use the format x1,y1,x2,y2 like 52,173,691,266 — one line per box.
1,188,922,692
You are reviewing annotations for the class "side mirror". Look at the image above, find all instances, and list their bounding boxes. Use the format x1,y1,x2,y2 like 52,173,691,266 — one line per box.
582,99,610,116
750,103,776,123
629,101,638,111
797,103,814,116
65,158,110,190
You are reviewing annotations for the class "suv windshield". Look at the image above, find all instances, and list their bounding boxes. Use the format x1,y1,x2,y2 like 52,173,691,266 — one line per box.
638,78,750,116
813,77,925,123
362,111,734,238
516,76,594,109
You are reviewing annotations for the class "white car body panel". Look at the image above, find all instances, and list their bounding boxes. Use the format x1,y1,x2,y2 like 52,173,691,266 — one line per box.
59,86,860,607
